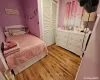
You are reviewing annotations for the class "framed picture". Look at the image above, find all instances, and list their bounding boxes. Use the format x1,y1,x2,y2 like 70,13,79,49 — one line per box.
5,8,19,15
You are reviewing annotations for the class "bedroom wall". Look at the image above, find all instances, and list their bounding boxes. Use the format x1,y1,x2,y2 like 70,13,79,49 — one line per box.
76,15,100,80
76,2,100,79
0,0,40,37
58,0,67,28
20,0,40,37
0,0,25,28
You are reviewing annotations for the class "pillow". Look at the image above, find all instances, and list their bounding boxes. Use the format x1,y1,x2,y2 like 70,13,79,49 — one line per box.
10,31,26,36
4,25,29,36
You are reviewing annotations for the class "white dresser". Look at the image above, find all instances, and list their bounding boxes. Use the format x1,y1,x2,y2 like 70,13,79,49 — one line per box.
56,29,88,57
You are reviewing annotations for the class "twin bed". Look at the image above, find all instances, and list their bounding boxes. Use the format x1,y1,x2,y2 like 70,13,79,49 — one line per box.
4,25,48,75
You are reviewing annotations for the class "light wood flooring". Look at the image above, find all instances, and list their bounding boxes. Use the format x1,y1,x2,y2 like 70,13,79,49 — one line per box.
15,44,81,80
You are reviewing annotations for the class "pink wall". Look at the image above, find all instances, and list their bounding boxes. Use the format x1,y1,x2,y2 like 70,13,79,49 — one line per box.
58,0,67,27
76,16,100,80
0,0,40,38
0,0,26,28
20,0,40,37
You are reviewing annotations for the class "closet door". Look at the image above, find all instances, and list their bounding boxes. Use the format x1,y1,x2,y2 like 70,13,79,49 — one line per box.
52,0,58,42
42,0,58,46
42,0,53,46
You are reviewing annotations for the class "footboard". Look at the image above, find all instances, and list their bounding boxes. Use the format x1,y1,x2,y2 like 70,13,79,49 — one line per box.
13,52,47,75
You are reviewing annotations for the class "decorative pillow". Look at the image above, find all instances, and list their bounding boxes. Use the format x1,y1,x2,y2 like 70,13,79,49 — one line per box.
4,25,29,36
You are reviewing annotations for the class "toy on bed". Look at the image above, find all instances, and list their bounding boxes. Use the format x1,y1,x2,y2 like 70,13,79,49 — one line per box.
4,41,18,50
4,41,20,58
4,25,48,75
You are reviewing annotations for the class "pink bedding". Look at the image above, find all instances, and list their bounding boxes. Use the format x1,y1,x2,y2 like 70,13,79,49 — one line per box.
6,34,47,69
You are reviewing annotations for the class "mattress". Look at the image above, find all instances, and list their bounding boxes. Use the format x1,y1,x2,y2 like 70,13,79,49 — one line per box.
6,34,47,69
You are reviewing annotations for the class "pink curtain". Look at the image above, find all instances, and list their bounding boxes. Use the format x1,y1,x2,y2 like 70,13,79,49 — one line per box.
71,1,75,16
64,0,84,28
76,1,84,16
66,2,70,18
64,2,71,27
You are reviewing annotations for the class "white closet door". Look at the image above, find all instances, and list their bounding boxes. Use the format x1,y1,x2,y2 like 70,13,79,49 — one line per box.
52,1,57,42
42,0,57,46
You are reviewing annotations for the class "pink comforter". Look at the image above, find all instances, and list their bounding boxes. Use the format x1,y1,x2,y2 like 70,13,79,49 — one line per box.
6,34,47,69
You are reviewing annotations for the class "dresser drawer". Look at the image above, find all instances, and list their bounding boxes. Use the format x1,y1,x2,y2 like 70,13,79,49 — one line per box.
56,31,69,47
68,33,74,40
68,40,83,49
68,33,84,42
76,42,83,49
67,45,82,56
57,31,68,38
76,34,84,42
67,45,76,54
66,44,72,51
75,48,83,56
56,38,67,47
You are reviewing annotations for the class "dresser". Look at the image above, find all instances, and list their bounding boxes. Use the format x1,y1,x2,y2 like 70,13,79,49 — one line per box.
56,29,89,57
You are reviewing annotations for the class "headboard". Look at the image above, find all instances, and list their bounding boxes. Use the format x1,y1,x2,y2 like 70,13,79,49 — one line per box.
5,25,26,30
4,25,29,36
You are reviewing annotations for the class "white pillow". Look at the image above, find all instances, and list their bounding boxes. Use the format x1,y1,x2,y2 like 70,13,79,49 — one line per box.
4,25,27,36
11,31,26,35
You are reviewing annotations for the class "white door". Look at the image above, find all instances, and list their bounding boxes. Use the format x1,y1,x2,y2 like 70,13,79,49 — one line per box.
52,1,58,42
41,0,58,46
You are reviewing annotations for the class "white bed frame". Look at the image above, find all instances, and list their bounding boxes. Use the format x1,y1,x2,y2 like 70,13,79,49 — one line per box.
13,52,47,75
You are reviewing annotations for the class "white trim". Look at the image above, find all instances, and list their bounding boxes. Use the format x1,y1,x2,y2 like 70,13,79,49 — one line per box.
56,0,59,31
40,0,45,40
38,0,44,40
55,0,59,42
75,58,83,80
52,0,59,42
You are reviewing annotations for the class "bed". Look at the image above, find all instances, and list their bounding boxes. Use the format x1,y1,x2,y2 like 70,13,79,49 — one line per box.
5,34,48,75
